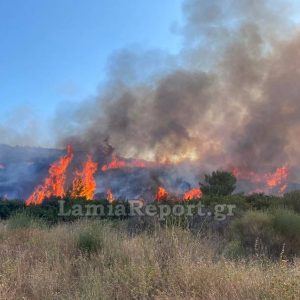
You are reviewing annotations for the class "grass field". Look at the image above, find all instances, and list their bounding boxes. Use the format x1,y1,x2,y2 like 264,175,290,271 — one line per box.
0,216,299,299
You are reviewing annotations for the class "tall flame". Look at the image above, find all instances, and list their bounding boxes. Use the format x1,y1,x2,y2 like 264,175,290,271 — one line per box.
70,155,98,200
155,187,169,202
184,188,203,201
26,145,74,205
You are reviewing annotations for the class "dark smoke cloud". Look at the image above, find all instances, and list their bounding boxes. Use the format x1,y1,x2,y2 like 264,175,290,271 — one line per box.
56,0,300,176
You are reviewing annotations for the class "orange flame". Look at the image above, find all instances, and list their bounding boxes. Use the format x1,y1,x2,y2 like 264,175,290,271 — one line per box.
101,154,162,172
26,145,74,205
106,189,114,203
71,155,98,200
266,166,289,191
184,188,203,201
155,187,169,202
233,165,289,194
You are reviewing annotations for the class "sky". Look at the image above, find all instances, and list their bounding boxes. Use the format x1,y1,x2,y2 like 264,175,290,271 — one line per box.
0,0,183,123
2,0,300,148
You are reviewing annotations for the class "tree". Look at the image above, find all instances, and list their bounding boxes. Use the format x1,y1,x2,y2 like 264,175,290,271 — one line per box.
200,170,237,196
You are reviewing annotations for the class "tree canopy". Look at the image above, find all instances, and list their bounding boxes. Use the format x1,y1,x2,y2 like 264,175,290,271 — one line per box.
200,170,237,196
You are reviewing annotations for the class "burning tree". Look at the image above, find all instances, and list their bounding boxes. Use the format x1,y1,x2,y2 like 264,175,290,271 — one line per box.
70,155,98,200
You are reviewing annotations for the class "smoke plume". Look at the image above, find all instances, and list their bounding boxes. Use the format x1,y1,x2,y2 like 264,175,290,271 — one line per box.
56,0,300,179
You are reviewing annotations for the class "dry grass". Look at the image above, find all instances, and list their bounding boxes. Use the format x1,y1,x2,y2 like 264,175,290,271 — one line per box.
0,219,299,300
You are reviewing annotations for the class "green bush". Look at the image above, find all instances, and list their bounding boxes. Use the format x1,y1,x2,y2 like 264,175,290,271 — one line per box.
230,211,281,257
201,194,250,214
0,199,24,219
25,197,131,224
245,193,280,211
77,229,103,255
231,209,300,258
232,211,275,242
280,191,300,213
272,209,300,255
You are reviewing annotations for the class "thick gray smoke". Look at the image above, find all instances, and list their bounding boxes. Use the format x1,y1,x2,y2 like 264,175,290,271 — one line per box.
56,0,300,179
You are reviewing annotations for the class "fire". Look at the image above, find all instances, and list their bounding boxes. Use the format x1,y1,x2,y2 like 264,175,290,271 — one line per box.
155,187,168,201
233,165,289,194
101,154,163,172
184,188,203,201
102,154,146,171
26,145,74,205
107,189,114,203
266,166,289,191
71,155,98,200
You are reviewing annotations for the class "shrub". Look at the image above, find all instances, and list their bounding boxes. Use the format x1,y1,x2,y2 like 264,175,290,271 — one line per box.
0,199,24,219
245,193,280,211
230,211,281,257
77,228,103,255
231,209,300,258
201,194,250,212
280,191,300,213
272,209,300,255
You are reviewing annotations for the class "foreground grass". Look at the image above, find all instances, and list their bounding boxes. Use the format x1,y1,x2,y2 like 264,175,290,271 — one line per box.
0,219,299,300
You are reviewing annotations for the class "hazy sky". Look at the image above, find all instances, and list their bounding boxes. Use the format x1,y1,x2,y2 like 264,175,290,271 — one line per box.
0,0,182,120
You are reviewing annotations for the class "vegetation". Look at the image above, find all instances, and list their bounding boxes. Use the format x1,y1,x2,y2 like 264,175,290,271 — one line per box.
0,199,24,219
1,176,300,298
7,212,47,230
200,170,237,196
0,192,300,260
0,219,299,299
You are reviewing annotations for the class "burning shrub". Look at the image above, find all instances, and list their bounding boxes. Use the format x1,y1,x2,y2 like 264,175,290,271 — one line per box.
155,187,169,202
183,188,203,201
200,171,237,196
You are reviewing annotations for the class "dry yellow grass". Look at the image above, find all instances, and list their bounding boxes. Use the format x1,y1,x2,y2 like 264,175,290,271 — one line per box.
0,219,299,300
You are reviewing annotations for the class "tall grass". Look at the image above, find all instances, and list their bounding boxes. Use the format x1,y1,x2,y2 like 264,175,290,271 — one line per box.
7,212,47,230
0,219,299,299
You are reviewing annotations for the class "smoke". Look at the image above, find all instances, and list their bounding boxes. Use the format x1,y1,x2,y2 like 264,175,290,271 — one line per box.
56,0,300,175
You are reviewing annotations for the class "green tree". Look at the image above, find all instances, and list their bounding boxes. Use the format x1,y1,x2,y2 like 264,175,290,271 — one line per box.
200,170,237,196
